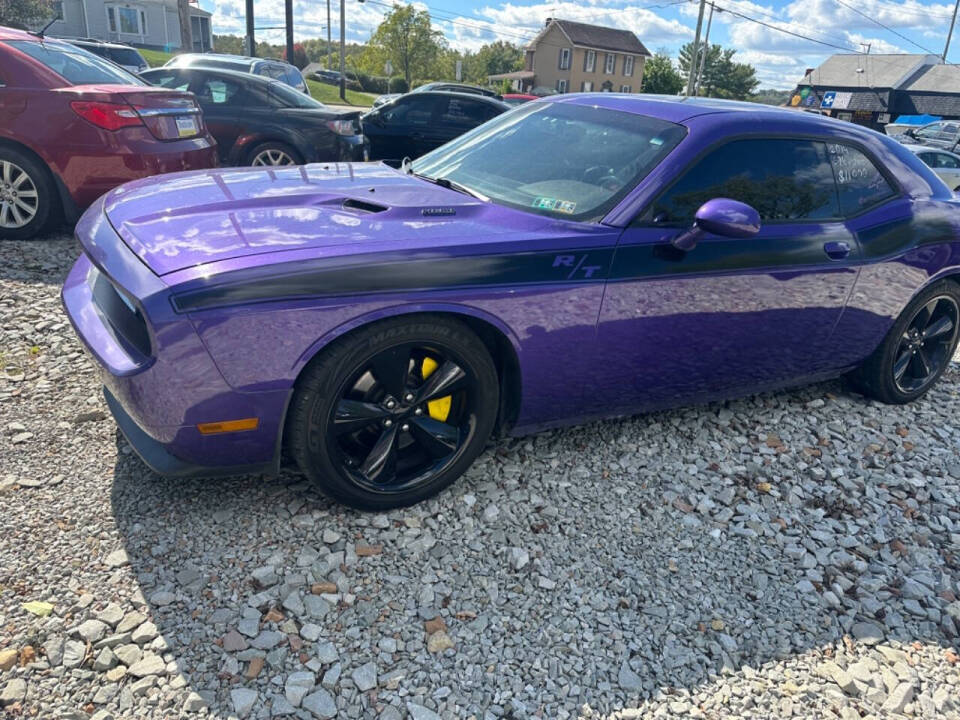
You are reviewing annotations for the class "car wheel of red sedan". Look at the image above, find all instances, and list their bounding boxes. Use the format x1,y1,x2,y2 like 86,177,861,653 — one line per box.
248,142,302,167
0,148,58,240
851,280,960,403
288,317,499,511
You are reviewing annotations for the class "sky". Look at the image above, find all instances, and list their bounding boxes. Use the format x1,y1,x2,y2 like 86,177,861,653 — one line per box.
205,0,960,90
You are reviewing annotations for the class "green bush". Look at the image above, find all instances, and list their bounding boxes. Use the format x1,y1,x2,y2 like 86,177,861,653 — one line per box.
353,73,390,94
388,77,409,93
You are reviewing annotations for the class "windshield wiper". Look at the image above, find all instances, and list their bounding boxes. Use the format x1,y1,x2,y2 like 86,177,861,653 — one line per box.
412,171,488,201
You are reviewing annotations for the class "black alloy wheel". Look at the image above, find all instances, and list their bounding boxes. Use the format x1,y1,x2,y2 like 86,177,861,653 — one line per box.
330,342,474,493
850,280,960,404
289,317,499,510
892,295,959,393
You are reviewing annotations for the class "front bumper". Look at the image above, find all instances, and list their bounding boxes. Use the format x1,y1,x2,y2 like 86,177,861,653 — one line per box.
61,207,289,477
104,387,276,478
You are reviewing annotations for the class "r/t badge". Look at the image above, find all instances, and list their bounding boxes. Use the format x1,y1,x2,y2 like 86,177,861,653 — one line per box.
552,254,604,280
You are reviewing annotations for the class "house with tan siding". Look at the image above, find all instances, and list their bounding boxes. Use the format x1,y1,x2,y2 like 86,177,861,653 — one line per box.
490,18,651,95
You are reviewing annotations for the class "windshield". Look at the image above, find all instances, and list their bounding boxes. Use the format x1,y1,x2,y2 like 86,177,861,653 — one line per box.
271,80,325,108
411,101,686,222
7,40,143,85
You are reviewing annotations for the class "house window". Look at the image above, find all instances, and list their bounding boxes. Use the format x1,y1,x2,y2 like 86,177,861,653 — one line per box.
108,5,142,34
620,84,632,93
605,53,616,74
581,80,593,92
557,78,568,93
584,49,596,72
624,55,634,77
558,47,571,69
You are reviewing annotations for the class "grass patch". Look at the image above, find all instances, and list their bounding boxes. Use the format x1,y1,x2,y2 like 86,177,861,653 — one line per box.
140,48,175,68
307,79,377,107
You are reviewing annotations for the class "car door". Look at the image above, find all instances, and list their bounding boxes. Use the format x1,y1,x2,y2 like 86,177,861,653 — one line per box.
428,96,499,153
192,75,273,164
590,137,862,414
366,94,441,161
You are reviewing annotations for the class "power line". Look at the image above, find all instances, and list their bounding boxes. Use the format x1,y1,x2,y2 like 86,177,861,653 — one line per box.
714,4,863,52
831,0,942,55
716,0,859,49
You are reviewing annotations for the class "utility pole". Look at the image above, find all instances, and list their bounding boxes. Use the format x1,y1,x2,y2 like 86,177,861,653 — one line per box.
945,0,960,61
694,2,715,96
245,0,255,56
327,0,333,70
177,0,192,53
285,0,294,66
686,0,707,97
339,0,346,100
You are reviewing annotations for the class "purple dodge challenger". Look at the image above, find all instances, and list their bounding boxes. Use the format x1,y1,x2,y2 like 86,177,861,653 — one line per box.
63,94,960,509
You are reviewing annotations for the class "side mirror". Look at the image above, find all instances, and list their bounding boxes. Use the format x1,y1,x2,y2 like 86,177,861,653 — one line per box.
671,198,761,251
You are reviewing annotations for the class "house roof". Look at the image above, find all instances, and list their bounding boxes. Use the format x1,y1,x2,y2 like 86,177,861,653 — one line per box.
799,53,937,90
901,62,960,92
533,19,650,56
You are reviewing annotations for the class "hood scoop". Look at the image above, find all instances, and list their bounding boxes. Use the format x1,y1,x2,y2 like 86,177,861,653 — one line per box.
341,198,387,214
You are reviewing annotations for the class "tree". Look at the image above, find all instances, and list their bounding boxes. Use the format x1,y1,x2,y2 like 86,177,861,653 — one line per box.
363,4,445,85
678,42,759,100
466,41,523,83
0,0,53,29
283,42,309,70
641,51,683,95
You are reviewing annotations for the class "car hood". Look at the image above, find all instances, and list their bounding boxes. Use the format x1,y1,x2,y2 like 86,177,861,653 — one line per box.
102,162,538,277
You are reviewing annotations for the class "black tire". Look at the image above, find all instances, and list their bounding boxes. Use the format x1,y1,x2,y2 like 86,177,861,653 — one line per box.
288,316,499,510
849,280,960,403
246,141,303,167
0,146,60,240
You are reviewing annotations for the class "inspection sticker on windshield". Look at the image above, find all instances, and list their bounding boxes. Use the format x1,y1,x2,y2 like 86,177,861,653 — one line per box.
532,197,576,213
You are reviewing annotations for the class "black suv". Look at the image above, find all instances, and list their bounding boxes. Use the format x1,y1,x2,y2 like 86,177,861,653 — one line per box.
62,38,148,74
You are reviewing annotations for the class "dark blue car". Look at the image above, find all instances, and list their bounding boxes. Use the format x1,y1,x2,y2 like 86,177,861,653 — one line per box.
63,95,960,509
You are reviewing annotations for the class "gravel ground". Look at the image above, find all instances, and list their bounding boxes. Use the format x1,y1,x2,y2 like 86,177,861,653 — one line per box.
1,233,959,720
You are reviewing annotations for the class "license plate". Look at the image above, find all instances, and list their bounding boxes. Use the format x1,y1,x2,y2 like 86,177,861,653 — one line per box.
176,116,198,137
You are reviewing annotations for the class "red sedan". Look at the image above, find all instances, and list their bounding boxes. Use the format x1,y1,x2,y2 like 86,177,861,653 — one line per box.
0,26,217,239
502,93,539,106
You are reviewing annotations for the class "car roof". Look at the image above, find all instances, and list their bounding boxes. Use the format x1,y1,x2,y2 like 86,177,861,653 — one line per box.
144,65,285,88
170,53,288,68
544,92,860,126
0,25,37,41
409,90,508,107
906,144,960,156
64,38,139,50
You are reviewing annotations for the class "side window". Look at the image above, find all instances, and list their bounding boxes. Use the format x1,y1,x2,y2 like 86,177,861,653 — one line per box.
918,152,938,167
439,97,491,128
196,77,242,105
825,143,895,215
939,153,960,169
382,96,436,125
652,139,839,223
146,71,189,90
916,123,943,140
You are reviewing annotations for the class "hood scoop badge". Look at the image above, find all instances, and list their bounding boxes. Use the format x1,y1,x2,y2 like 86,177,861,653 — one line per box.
421,207,457,217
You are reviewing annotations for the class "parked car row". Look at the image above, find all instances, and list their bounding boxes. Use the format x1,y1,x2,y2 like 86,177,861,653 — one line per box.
889,120,960,190
0,25,526,239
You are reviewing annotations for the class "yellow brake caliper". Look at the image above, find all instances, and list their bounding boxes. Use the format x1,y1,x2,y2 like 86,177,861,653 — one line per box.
421,357,452,422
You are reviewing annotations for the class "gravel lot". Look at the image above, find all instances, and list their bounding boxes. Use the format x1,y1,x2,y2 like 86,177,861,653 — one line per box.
1,233,960,720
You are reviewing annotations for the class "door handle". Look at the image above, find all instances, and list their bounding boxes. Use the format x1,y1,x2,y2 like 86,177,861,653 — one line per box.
411,131,423,139
824,241,850,260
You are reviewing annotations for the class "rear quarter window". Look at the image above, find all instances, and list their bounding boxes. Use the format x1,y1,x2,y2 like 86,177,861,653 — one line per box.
826,143,896,216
